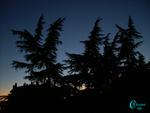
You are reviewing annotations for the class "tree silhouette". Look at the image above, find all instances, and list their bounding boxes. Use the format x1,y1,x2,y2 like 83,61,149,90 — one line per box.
11,14,65,85
108,33,121,79
80,17,104,75
116,16,143,76
11,14,45,83
64,17,105,90
100,33,121,83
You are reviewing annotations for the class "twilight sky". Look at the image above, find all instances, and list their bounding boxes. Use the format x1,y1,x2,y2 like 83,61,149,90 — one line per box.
0,0,150,95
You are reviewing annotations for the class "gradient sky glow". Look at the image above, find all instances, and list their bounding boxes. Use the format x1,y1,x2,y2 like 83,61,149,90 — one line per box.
0,0,150,95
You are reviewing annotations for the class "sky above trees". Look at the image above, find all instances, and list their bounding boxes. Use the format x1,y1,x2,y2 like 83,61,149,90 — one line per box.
0,0,150,95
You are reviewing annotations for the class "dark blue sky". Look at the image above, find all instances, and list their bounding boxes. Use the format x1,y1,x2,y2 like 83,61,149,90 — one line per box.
0,0,150,95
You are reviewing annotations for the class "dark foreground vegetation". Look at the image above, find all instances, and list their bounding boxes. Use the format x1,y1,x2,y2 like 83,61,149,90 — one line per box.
1,14,149,112
1,72,150,113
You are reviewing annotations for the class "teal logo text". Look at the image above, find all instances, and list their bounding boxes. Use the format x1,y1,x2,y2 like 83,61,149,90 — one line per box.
129,100,146,110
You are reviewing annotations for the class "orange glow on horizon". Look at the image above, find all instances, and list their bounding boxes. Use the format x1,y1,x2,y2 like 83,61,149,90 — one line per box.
71,93,74,96
63,97,67,99
0,96,8,102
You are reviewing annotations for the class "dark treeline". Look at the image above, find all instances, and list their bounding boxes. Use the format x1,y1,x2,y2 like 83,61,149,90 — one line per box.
2,15,149,112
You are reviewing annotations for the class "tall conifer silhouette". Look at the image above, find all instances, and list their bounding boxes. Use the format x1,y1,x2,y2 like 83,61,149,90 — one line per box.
64,17,105,89
11,14,45,82
116,16,143,75
80,17,104,75
11,15,65,85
